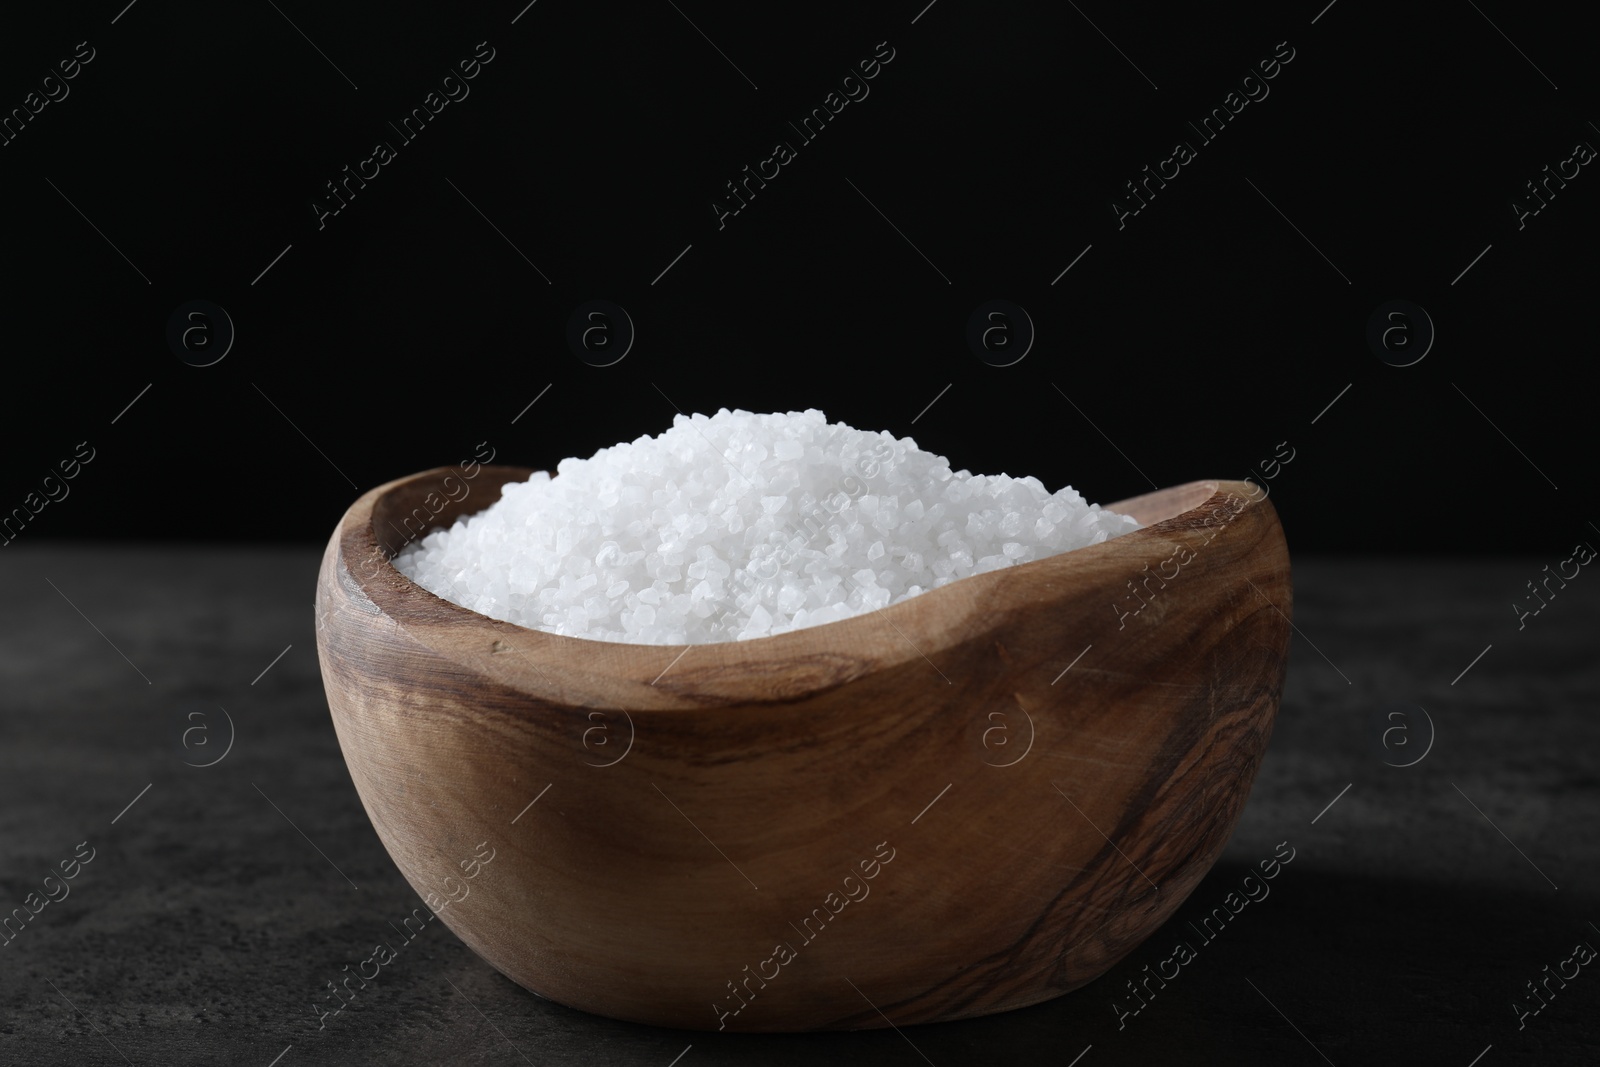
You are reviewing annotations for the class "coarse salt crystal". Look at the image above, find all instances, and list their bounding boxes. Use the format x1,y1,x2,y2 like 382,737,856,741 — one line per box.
393,409,1139,644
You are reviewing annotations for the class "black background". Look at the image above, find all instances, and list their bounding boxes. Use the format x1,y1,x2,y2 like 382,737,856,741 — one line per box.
1,0,1592,553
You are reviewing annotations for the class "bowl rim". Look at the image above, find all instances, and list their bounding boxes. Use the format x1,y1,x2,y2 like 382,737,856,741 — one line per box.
336,467,1265,700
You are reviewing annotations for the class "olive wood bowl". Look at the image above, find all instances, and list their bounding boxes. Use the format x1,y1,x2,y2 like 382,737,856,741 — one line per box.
314,466,1291,1031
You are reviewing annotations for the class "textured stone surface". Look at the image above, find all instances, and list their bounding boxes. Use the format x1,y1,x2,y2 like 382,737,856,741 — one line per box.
2,547,1596,1065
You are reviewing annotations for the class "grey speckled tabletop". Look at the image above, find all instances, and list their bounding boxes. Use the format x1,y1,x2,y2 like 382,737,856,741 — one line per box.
2,547,1597,1066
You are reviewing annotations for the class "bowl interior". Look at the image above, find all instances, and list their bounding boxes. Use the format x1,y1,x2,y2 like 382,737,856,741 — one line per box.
351,465,1235,694
1108,479,1221,525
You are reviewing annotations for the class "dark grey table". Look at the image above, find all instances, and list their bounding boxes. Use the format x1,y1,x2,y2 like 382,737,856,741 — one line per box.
3,548,1597,1065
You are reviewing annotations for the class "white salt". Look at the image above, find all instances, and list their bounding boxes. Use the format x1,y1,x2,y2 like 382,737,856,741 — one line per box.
392,409,1140,644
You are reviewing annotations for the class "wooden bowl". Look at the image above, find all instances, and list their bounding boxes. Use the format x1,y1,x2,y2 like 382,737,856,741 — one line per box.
315,466,1291,1032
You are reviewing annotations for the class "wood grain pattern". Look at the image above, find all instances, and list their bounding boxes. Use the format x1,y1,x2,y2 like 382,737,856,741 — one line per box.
314,466,1292,1031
